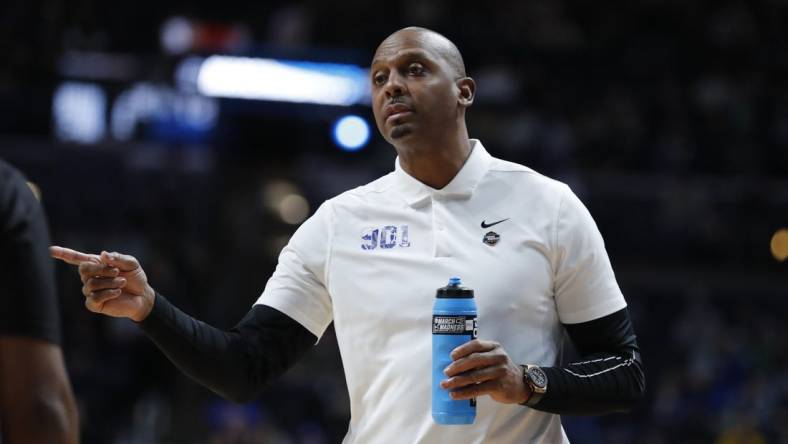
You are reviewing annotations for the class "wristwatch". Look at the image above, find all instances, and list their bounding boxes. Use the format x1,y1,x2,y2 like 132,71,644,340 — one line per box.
521,364,548,406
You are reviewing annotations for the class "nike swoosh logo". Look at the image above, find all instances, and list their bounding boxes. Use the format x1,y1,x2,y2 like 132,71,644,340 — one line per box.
481,218,510,229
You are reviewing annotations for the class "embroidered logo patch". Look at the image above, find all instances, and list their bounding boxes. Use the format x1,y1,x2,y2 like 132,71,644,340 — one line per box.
483,231,500,246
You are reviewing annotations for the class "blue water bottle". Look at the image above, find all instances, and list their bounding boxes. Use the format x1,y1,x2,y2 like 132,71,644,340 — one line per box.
432,277,478,425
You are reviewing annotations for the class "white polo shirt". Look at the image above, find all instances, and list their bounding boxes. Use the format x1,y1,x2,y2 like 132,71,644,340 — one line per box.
255,139,627,443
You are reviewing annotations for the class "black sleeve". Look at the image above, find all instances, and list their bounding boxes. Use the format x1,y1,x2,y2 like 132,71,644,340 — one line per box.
137,293,316,403
0,160,61,344
531,307,646,415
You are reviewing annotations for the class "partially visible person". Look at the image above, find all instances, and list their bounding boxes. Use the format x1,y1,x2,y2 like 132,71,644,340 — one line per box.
0,159,79,444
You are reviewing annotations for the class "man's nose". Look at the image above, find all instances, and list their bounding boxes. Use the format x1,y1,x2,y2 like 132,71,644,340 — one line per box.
384,71,406,98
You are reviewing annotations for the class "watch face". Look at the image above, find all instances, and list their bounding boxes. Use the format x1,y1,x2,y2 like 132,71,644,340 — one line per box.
528,367,548,389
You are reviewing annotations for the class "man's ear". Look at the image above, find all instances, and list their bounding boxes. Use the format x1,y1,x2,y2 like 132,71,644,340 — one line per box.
457,77,475,108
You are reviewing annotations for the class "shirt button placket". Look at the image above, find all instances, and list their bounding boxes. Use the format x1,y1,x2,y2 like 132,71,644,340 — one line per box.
434,195,450,258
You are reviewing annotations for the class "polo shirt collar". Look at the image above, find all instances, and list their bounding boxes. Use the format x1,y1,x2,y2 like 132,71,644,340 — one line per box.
393,139,492,207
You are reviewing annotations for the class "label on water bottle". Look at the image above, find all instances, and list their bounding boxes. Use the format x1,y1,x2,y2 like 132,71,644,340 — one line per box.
432,315,478,337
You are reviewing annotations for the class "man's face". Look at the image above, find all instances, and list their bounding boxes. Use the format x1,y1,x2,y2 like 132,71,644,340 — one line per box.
370,31,461,144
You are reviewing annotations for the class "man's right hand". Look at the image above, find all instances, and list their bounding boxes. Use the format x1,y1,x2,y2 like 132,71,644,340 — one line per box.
49,247,155,322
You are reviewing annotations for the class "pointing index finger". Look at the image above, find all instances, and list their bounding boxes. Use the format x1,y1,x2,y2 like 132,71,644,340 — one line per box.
50,246,101,265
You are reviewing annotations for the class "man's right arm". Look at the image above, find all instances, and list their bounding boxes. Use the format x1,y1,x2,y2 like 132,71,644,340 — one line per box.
49,247,316,404
50,200,334,403
138,293,315,403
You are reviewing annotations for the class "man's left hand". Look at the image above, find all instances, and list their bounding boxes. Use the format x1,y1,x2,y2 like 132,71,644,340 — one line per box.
441,339,531,404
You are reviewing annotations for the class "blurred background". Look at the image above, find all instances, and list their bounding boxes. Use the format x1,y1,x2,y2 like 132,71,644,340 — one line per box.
1,0,787,442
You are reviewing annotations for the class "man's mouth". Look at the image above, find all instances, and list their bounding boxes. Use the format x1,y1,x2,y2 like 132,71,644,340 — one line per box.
384,103,413,124
384,103,411,116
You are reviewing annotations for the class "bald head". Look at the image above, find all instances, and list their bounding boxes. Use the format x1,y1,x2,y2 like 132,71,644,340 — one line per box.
375,27,466,78
370,26,476,156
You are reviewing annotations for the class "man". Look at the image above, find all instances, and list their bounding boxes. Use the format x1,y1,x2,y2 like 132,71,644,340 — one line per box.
0,159,79,444
51,27,645,443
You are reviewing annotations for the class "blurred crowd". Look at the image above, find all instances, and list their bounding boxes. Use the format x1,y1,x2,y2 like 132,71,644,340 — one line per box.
1,0,786,443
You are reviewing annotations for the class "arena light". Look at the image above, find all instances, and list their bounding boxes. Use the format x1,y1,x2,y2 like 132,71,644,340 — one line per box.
771,228,788,262
52,82,107,144
160,16,251,55
278,194,310,225
195,55,370,106
332,115,370,151
111,82,218,142
160,16,194,55
262,181,311,225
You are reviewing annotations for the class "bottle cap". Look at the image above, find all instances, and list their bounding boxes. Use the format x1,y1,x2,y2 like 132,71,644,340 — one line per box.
437,277,474,298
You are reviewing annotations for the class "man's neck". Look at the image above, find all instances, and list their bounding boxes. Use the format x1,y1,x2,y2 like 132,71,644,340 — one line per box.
396,131,472,190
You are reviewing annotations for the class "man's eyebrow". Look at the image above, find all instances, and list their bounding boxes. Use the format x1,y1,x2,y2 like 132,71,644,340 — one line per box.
371,49,433,69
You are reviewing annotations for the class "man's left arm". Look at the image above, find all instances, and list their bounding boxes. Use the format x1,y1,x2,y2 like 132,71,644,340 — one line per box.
530,307,645,414
441,307,645,414
535,183,646,413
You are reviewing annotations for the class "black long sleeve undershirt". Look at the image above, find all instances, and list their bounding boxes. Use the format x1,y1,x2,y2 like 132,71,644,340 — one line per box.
534,308,646,415
139,293,644,413
137,293,316,403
